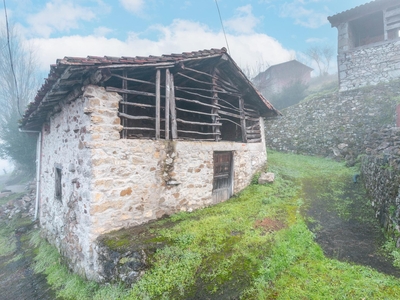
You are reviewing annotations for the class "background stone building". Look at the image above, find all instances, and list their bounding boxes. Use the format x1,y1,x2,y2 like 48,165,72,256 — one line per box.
328,0,400,91
253,60,313,97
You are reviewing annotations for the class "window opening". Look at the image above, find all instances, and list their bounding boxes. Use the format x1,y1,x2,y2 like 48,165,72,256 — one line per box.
386,5,400,40
349,11,384,47
55,164,62,201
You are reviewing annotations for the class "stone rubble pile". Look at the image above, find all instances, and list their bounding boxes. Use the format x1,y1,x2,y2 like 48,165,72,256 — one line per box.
0,181,36,221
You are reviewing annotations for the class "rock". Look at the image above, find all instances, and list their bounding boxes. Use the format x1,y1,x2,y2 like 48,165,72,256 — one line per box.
332,148,341,157
338,143,348,150
377,142,390,150
258,172,275,184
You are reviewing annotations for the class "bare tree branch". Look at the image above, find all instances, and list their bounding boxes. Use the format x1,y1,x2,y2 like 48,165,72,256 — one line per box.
304,45,334,77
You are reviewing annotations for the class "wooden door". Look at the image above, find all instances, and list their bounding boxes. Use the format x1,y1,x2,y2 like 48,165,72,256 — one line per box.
212,151,233,203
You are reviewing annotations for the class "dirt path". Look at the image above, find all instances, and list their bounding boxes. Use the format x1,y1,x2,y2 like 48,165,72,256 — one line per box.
304,178,400,277
0,228,58,300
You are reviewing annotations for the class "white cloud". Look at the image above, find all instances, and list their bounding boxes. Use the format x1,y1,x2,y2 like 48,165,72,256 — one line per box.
28,19,294,76
27,0,96,38
225,5,260,34
280,1,329,29
306,37,328,43
120,0,144,14
93,26,113,37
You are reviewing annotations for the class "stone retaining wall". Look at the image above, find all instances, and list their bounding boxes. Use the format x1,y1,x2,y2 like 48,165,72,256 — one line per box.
361,126,400,245
265,80,400,163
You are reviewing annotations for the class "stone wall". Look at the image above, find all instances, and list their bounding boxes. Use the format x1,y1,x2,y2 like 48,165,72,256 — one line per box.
40,93,94,276
265,80,400,163
39,85,267,281
361,126,400,246
338,40,400,92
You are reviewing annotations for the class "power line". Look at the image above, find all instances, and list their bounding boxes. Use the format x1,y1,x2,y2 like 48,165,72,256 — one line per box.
214,0,231,55
3,0,22,117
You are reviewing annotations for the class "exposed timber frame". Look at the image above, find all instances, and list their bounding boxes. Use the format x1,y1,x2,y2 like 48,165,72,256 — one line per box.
106,58,263,143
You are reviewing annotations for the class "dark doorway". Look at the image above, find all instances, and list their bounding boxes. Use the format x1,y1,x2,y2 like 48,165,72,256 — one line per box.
212,151,233,203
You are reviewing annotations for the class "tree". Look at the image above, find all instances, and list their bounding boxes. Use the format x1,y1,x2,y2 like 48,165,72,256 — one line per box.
241,60,270,82
304,45,334,77
0,24,41,172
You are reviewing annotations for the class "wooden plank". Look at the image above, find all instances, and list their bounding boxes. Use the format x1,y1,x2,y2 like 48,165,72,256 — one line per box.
176,86,240,96
175,97,219,109
247,124,260,130
246,130,261,134
385,7,400,18
177,118,222,126
156,69,161,139
176,107,218,117
170,74,178,139
119,113,156,120
219,110,241,119
239,97,248,143
180,138,216,141
124,127,156,131
220,118,241,127
106,86,155,97
111,73,156,86
218,97,240,110
211,68,221,141
177,72,213,85
244,107,259,113
245,112,261,118
183,66,215,79
98,62,174,69
386,22,400,31
155,64,175,69
122,70,127,139
217,103,241,114
176,88,216,101
177,130,219,135
165,69,170,140
120,101,158,108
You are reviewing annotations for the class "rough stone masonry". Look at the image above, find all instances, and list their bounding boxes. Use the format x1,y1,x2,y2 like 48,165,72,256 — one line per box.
39,85,268,281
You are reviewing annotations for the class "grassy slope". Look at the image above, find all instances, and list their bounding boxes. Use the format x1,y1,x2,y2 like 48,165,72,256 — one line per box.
26,151,400,299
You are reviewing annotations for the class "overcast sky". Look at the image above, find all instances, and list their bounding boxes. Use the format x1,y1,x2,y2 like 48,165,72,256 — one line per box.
3,0,368,76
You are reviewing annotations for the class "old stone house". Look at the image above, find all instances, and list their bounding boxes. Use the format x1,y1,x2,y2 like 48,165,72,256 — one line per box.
328,0,400,91
253,60,313,97
20,48,278,280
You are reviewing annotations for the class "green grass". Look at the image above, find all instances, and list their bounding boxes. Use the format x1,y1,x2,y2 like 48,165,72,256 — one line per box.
0,225,16,257
29,151,400,299
30,230,129,300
